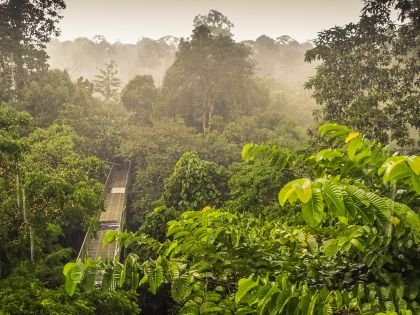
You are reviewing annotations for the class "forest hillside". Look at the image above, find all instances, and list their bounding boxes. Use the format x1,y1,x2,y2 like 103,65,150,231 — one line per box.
0,2,418,315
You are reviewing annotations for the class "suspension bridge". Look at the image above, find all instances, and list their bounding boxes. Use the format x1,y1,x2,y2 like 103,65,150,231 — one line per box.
77,162,130,263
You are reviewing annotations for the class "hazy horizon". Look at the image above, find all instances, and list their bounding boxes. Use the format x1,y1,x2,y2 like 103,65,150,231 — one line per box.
56,0,364,44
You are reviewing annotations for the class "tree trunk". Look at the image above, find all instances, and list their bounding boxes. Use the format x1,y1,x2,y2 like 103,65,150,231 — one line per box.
202,112,207,136
16,171,20,210
22,186,34,261
208,102,214,134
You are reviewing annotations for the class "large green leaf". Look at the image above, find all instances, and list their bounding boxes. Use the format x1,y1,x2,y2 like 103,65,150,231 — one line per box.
347,136,363,159
171,273,192,303
241,143,255,161
148,265,164,294
319,124,352,142
366,192,391,219
274,287,293,314
412,173,420,194
258,284,279,313
63,261,83,296
379,156,412,183
307,292,319,315
241,144,291,171
345,131,360,143
322,181,346,220
102,230,119,247
322,239,339,257
296,178,312,204
278,178,312,206
323,303,333,315
407,156,420,175
235,276,258,304
302,188,324,227
315,149,342,162
278,185,297,206
80,259,98,292
164,240,179,257
346,186,376,224
350,238,365,252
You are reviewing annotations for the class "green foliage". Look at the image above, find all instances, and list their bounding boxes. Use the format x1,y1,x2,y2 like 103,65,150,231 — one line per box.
278,178,312,206
0,103,33,136
235,274,420,315
227,160,293,216
301,188,324,227
0,257,139,314
139,206,180,242
162,152,228,211
1,247,114,314
161,24,268,134
17,70,76,127
22,124,105,229
305,0,419,147
119,119,240,230
0,106,105,267
57,100,125,160
118,119,204,229
0,104,32,164
78,290,140,315
93,60,121,102
193,10,234,37
64,123,419,315
0,0,66,101
66,209,323,313
121,75,158,123
241,143,292,170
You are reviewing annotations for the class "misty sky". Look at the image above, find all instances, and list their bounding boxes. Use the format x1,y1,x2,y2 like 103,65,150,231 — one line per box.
58,0,364,43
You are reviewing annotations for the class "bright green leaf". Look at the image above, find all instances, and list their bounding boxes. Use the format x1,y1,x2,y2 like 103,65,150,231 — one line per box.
235,276,258,304
345,131,360,143
407,156,420,175
302,188,324,227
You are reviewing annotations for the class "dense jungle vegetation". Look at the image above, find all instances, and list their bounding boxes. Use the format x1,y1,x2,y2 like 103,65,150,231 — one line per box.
0,0,419,314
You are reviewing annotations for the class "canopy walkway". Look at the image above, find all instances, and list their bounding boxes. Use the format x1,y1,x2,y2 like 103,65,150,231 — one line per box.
77,162,130,263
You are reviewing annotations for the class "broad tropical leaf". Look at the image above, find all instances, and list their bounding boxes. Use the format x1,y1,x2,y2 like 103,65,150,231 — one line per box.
322,181,347,221
407,156,420,175
278,178,312,206
171,273,192,303
235,277,258,304
302,188,324,227
148,265,164,294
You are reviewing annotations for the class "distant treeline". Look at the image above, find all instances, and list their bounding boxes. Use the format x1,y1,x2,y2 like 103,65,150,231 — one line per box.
47,34,316,85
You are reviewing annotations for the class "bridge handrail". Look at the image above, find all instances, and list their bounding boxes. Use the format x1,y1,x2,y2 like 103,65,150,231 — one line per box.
110,161,131,289
113,160,131,262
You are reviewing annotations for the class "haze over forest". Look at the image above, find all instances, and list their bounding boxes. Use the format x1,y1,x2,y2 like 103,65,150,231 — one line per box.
47,34,316,86
0,1,419,314
46,31,319,126
46,0,365,126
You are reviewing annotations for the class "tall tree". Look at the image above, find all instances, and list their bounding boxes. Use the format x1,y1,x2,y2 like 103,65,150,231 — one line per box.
193,9,234,37
0,0,66,101
17,69,75,127
161,25,268,135
93,60,121,102
305,0,419,147
121,75,158,123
